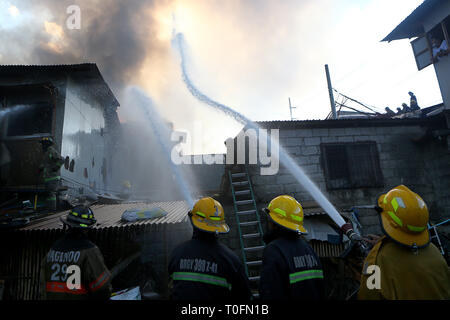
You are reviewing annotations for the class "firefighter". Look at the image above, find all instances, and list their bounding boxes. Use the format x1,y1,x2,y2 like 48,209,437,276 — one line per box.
358,185,450,300
40,205,112,300
168,197,252,300
39,137,65,211
259,195,326,300
408,91,420,111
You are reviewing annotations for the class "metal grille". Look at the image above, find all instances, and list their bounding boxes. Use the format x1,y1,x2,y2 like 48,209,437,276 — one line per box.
321,142,383,190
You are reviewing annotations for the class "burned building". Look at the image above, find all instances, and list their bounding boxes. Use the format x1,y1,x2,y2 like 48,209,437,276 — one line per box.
0,64,121,207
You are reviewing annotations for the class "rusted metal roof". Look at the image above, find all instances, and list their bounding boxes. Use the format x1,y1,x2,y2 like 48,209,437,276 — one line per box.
20,200,190,231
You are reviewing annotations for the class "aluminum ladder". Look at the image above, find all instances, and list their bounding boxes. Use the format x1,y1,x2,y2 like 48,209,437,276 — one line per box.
428,218,450,256
228,165,265,292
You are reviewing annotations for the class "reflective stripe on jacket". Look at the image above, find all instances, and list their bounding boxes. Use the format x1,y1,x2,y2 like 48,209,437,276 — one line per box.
168,231,252,300
259,232,326,300
40,232,112,300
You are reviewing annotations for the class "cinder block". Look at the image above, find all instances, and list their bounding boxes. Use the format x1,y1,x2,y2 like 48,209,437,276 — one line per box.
279,129,297,138
337,136,354,143
312,128,330,137
283,183,304,193
284,146,301,155
353,135,372,142
276,174,298,185
321,136,338,143
304,137,321,146
328,128,348,137
282,137,303,147
295,130,313,137
358,127,378,135
300,146,320,156
345,127,362,135
301,164,320,174
359,215,379,227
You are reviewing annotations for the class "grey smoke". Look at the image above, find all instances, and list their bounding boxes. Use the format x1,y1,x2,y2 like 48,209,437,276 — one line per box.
1,0,165,94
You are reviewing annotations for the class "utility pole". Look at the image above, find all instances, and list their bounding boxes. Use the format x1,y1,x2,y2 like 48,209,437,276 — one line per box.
325,64,337,119
288,97,296,120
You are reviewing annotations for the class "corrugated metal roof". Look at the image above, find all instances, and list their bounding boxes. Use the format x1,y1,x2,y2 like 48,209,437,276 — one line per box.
0,63,119,107
20,200,190,231
382,0,440,42
303,219,340,242
249,117,433,130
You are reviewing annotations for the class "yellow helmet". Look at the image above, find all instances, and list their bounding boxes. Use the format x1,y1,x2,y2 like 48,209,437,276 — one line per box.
189,197,230,234
377,185,430,248
266,195,307,234
123,180,131,189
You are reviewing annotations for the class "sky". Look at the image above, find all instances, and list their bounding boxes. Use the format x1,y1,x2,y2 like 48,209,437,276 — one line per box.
0,0,443,154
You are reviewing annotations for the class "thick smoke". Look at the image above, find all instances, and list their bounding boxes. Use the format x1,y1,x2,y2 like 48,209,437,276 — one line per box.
1,0,168,94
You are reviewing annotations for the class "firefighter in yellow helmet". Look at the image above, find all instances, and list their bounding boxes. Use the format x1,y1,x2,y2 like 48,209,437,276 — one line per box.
358,185,450,300
259,195,326,300
168,197,252,300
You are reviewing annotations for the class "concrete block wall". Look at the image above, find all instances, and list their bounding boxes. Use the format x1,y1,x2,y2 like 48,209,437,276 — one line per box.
246,124,450,235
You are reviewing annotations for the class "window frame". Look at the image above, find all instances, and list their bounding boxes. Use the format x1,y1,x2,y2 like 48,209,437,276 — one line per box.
412,16,450,70
320,141,384,191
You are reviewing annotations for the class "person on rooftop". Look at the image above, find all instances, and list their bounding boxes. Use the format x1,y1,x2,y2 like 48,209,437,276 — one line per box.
402,103,411,113
408,92,420,111
385,107,396,116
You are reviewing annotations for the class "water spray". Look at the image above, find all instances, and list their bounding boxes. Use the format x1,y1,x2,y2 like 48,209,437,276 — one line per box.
0,104,30,121
172,31,362,240
126,86,195,208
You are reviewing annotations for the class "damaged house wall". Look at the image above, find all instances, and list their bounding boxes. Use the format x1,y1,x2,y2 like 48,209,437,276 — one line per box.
0,64,121,203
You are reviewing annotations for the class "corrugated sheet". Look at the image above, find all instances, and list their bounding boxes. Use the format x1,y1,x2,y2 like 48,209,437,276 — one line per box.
310,240,345,258
0,63,119,107
251,117,430,130
382,0,439,42
0,200,193,300
304,219,340,242
20,200,191,231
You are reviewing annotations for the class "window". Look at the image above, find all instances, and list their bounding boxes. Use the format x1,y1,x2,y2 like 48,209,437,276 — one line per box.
321,142,383,190
411,15,450,70
6,102,53,137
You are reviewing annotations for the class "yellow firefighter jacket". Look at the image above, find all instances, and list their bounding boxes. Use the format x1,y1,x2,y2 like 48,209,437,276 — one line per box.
358,236,450,300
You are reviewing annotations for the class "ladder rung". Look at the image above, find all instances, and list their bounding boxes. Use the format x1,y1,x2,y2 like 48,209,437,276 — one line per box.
240,221,258,226
243,233,261,239
232,181,248,186
232,173,246,178
246,260,262,266
235,190,250,195
249,276,260,281
238,209,256,215
244,246,265,252
236,200,253,205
